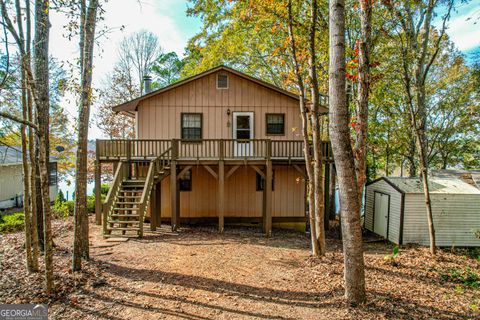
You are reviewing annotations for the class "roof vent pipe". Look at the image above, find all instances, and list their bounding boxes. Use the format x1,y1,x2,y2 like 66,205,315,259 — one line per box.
143,75,152,94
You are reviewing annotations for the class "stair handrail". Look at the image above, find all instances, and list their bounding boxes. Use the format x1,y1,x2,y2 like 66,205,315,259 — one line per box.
137,148,172,237
103,161,127,236
153,147,172,174
138,160,155,237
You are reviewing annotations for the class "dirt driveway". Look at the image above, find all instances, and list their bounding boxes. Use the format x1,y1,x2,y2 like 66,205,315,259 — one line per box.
1,218,479,319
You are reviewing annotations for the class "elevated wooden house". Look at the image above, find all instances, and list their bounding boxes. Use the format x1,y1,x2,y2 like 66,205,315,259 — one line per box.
95,66,332,238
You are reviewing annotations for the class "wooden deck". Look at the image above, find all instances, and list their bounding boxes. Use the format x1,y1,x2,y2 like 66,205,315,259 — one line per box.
96,139,333,163
95,139,333,238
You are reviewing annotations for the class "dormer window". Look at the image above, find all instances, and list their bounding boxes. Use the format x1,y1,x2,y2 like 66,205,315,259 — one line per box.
217,73,228,89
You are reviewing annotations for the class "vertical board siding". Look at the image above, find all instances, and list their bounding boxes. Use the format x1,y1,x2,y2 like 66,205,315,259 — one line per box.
157,165,305,219
365,180,402,243
403,194,480,247
137,71,302,141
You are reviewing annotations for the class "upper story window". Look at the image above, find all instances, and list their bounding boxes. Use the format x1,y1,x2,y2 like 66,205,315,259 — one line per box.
217,73,229,89
266,113,285,135
181,113,202,140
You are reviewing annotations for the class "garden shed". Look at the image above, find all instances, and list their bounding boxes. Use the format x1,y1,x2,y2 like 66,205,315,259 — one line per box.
365,177,480,247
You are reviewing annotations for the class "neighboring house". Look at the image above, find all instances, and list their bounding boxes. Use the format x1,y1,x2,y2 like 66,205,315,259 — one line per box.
96,66,333,238
0,146,58,210
365,177,480,247
431,169,480,190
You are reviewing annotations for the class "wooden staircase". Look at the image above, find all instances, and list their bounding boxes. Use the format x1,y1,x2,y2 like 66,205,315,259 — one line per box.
103,148,171,238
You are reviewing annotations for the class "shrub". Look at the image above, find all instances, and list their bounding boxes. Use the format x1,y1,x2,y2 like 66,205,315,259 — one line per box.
52,200,71,218
55,190,66,203
384,246,400,266
0,212,25,233
440,268,480,288
93,184,110,196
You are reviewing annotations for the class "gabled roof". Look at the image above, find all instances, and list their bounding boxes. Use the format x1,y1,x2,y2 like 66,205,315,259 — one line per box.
366,177,480,195
112,65,328,113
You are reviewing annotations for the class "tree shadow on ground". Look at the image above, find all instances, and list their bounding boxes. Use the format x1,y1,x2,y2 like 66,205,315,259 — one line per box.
135,225,311,251
85,259,474,320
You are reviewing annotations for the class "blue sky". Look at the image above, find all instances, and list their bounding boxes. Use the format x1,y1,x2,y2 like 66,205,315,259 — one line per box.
47,0,479,139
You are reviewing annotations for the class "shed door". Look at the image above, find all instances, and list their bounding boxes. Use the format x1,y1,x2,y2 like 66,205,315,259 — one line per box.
233,112,254,157
374,192,390,238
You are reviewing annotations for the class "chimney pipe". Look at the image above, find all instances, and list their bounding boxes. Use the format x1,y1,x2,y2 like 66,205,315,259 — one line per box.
143,75,152,94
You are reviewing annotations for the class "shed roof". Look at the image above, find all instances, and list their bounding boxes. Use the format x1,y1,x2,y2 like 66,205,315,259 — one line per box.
368,177,480,195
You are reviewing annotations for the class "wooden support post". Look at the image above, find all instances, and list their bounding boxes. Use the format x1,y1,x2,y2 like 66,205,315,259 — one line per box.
170,139,179,231
263,141,272,236
156,182,162,228
150,184,157,231
218,160,225,233
263,160,273,237
126,140,132,178
170,161,178,231
324,163,330,231
94,159,102,225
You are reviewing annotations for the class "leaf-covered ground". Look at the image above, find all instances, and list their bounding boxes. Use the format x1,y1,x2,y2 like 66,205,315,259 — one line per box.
0,217,479,319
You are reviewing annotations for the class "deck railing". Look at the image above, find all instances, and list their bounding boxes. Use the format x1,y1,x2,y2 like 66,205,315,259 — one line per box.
97,139,332,162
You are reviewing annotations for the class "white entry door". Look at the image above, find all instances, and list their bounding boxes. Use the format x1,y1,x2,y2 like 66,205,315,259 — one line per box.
233,112,254,157
373,192,389,238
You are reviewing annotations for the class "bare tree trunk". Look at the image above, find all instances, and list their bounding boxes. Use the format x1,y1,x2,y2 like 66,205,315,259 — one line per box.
34,0,53,294
12,0,34,272
329,0,366,305
28,89,39,270
407,140,416,177
73,0,99,271
354,0,372,206
20,61,34,272
287,0,319,257
308,0,326,256
25,0,39,271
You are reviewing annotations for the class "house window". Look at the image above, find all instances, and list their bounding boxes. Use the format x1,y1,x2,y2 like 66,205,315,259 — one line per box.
217,74,228,89
256,170,275,191
266,113,285,135
179,169,192,191
181,113,202,140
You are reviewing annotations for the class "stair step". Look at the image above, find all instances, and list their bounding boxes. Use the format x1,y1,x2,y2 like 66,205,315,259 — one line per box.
103,234,138,238
106,227,140,231
114,202,141,205
108,220,140,224
114,207,138,211
119,189,143,193
117,195,141,199
110,214,140,217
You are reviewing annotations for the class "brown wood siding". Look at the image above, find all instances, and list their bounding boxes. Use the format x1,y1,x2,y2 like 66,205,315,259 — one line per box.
137,70,303,141
156,165,305,218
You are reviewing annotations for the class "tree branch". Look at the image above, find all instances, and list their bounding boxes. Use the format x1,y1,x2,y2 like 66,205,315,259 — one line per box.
0,110,38,129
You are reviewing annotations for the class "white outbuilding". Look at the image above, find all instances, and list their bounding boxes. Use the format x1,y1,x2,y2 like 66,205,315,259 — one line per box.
365,177,480,247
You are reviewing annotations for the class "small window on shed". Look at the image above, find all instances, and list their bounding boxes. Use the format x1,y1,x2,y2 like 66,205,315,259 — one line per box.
217,74,229,89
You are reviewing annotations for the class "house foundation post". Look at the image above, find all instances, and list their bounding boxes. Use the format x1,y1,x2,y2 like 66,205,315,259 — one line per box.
170,139,179,231
150,184,157,231
218,160,225,233
263,140,272,237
